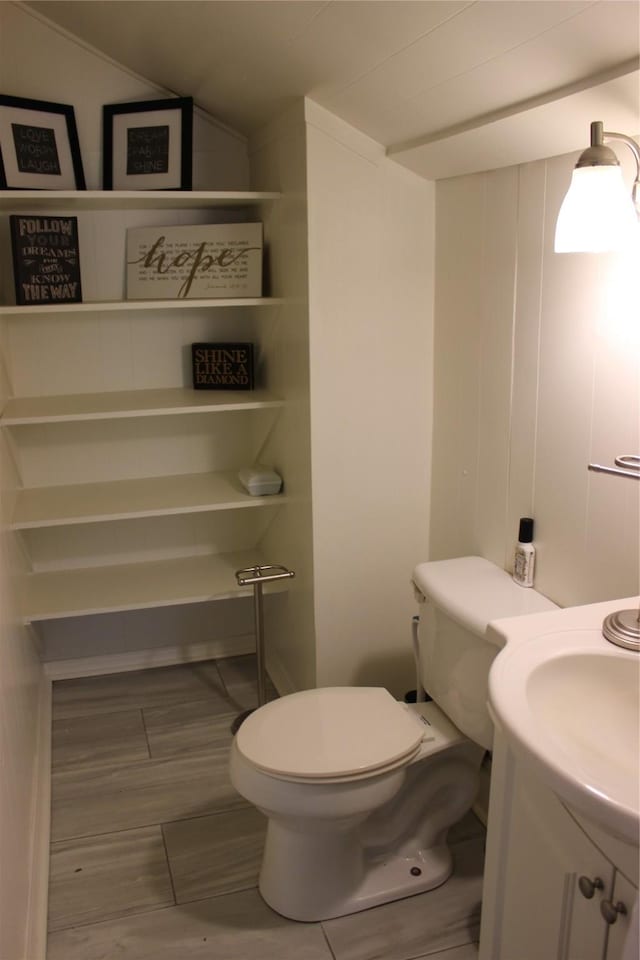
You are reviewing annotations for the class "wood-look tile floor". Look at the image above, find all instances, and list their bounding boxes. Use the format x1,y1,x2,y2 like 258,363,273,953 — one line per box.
47,657,484,960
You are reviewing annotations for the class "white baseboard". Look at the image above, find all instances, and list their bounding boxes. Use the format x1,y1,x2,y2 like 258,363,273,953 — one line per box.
44,634,256,681
24,674,52,960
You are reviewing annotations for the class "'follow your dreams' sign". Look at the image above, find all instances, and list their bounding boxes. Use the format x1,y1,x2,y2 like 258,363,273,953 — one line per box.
126,223,263,300
10,215,82,305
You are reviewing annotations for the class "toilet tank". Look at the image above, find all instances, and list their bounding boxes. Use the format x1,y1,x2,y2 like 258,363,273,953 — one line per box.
412,556,558,750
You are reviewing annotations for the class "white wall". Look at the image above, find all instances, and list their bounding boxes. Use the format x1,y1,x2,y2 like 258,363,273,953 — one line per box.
0,15,55,955
249,101,436,698
0,413,50,960
249,103,316,694
0,152,50,960
431,148,639,606
0,7,254,950
1,2,249,191
305,104,435,696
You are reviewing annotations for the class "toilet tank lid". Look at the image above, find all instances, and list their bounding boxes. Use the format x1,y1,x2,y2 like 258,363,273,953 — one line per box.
412,556,559,643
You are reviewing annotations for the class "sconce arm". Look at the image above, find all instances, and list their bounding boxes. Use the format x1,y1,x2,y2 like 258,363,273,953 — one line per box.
603,130,640,210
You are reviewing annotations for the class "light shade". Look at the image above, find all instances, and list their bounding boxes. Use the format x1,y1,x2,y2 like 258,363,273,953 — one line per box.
554,165,639,253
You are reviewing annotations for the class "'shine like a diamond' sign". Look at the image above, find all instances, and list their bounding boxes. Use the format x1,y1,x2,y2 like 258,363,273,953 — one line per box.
191,342,254,391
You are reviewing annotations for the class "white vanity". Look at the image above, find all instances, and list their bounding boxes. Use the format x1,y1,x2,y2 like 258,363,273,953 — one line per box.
479,597,639,960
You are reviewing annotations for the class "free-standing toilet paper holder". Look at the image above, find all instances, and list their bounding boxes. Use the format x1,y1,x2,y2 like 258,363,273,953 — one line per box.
231,564,295,733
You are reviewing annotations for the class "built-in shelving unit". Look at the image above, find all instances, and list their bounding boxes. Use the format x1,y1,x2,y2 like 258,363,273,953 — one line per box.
0,190,289,626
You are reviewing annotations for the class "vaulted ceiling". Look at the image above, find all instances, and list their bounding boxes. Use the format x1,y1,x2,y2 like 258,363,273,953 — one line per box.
25,0,640,178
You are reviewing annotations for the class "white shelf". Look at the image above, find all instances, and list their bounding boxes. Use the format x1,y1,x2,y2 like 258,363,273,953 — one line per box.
2,387,284,425
21,550,287,622
0,297,284,316
11,471,286,529
0,189,281,210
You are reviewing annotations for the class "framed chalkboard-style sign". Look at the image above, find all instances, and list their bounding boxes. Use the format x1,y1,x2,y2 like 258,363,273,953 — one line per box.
103,97,193,190
10,215,82,305
0,94,86,190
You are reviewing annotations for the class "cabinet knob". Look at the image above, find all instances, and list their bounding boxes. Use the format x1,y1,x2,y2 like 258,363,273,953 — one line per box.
578,876,604,899
600,900,627,924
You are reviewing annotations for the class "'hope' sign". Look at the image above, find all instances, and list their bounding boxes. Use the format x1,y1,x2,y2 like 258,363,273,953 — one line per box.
126,222,263,300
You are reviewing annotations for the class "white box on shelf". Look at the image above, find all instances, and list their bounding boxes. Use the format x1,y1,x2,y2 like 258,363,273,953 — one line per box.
126,222,263,300
238,466,283,496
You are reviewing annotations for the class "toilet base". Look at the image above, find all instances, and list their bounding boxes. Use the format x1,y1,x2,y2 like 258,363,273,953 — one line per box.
260,838,453,921
229,703,484,923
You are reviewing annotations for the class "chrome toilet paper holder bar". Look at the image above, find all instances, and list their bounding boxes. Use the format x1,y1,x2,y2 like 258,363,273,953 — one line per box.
231,564,295,733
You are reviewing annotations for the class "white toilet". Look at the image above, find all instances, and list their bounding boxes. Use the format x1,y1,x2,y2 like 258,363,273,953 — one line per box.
230,556,558,922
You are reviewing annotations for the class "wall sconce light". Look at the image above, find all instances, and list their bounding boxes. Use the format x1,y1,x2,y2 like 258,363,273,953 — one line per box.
554,121,640,252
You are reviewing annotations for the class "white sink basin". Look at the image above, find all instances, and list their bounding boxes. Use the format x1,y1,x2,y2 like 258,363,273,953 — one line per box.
489,616,640,846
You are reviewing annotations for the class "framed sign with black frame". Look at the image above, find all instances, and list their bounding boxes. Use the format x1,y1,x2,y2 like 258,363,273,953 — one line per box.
103,97,193,191
0,94,86,190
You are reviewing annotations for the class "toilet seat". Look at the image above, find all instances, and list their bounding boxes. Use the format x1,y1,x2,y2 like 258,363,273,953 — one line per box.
235,687,426,783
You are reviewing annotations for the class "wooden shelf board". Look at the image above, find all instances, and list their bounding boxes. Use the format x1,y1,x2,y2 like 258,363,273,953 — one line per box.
22,550,288,622
1,387,284,425
0,190,281,210
0,297,284,316
11,471,286,529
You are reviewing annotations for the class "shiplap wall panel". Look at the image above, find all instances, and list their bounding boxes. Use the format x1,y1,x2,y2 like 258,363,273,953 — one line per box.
505,159,547,568
431,146,640,606
475,167,519,568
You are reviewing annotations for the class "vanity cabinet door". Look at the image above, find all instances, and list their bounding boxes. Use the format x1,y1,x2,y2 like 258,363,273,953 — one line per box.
604,871,638,960
494,766,613,960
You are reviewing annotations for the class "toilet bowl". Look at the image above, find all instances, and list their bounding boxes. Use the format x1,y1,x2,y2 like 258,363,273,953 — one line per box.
230,688,483,920
230,556,559,922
